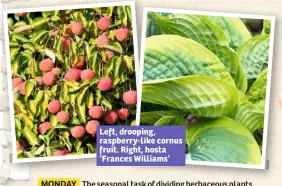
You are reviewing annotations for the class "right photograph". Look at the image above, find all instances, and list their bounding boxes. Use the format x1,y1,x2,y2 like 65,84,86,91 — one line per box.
137,8,275,168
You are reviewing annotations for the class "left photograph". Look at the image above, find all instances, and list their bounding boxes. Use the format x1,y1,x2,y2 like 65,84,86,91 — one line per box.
3,1,138,162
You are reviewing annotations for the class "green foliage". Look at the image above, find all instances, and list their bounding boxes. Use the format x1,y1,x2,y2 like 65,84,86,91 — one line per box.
9,6,136,158
141,12,271,165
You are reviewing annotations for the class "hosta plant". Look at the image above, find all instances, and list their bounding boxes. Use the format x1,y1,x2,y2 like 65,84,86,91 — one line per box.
8,6,137,159
140,12,272,165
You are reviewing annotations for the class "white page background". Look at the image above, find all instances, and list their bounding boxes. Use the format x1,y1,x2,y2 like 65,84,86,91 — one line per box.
1,0,282,186
0,1,29,186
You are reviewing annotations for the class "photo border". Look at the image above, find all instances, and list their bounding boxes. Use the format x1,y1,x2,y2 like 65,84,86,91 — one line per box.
136,7,276,170
3,1,139,164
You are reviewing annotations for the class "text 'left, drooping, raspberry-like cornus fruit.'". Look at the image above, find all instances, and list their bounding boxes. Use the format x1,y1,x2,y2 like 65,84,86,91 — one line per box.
7,5,137,160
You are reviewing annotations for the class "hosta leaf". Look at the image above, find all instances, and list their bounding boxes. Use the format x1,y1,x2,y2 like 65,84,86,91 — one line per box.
142,75,239,118
152,14,247,92
230,94,264,133
143,35,235,86
146,12,160,37
247,69,267,104
262,20,271,35
237,34,270,80
146,12,170,37
23,125,39,146
186,117,261,164
210,16,252,49
155,116,177,126
140,110,186,125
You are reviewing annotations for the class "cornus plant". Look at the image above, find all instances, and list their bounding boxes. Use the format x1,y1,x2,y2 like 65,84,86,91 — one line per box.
8,6,136,159
140,12,272,165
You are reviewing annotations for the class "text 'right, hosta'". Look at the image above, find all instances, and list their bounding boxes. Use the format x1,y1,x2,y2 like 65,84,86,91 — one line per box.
139,9,275,168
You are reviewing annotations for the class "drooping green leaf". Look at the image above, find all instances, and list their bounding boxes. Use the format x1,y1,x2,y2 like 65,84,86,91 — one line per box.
24,79,36,98
143,35,235,86
152,14,247,92
142,75,239,118
31,17,49,30
23,125,39,146
103,42,123,54
123,55,134,74
18,113,33,128
86,91,94,109
237,35,270,80
77,104,86,124
186,117,261,164
210,16,252,49
50,114,58,127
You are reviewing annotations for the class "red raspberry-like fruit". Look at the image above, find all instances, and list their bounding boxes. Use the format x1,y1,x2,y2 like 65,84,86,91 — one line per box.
71,22,84,36
17,12,28,17
66,24,73,36
39,58,54,72
51,67,61,76
17,140,26,150
53,148,70,156
116,28,130,42
18,82,25,95
117,108,129,120
12,77,23,89
96,17,111,31
38,122,52,134
73,56,85,69
35,77,44,85
80,69,95,81
88,106,103,119
43,72,56,86
71,126,85,138
62,37,70,51
48,100,61,114
56,111,70,124
86,120,100,136
123,90,137,106
103,50,114,62
104,111,118,124
97,78,112,91
96,34,110,48
64,68,81,81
